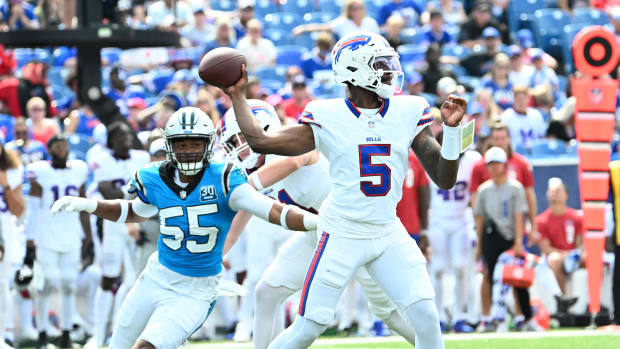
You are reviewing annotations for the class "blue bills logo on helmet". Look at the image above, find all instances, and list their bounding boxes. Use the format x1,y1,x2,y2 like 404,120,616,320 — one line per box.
334,35,372,63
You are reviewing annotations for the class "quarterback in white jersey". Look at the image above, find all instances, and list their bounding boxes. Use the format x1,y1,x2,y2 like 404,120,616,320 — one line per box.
428,148,481,333
87,121,150,347
221,102,417,349
24,135,90,348
218,31,467,349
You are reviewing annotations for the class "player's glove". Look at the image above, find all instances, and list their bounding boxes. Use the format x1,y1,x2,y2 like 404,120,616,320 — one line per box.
50,196,97,214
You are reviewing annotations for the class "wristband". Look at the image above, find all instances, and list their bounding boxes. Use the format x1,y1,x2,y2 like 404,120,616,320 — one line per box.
280,205,292,230
303,214,318,231
84,199,97,213
440,123,460,160
116,200,129,223
249,173,264,191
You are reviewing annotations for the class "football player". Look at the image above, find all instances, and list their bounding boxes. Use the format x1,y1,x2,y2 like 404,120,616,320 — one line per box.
51,107,318,349
25,135,90,348
219,31,466,349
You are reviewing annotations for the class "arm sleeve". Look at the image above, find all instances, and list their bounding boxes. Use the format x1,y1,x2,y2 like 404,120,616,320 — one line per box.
132,197,158,218
130,168,150,204
413,98,433,138
575,211,584,237
521,160,535,188
473,189,484,216
298,101,322,152
536,215,548,240
515,185,528,213
228,183,275,221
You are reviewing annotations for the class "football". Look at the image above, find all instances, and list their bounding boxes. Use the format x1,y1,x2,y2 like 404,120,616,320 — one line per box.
198,47,247,87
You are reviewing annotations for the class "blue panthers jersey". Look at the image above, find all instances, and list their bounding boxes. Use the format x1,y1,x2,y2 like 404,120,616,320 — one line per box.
130,160,247,277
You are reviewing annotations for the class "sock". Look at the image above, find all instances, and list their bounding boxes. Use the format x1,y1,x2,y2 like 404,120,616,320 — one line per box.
253,282,294,349
60,280,76,331
403,299,444,349
267,315,326,349
35,291,50,334
453,268,466,323
17,296,35,331
382,310,416,344
94,288,114,346
113,281,130,323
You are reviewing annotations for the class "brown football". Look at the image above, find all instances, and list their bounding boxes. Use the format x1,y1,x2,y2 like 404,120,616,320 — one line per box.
198,47,247,87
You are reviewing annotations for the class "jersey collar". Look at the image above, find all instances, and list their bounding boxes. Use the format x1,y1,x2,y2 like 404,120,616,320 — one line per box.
344,98,390,118
159,161,206,199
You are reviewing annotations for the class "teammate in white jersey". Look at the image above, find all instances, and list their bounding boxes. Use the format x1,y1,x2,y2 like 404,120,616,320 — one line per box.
221,103,417,349
87,122,150,347
218,31,466,349
24,135,90,348
428,137,481,333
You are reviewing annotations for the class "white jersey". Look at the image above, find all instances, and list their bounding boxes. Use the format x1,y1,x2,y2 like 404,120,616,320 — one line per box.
430,150,482,220
0,166,23,264
300,95,432,238
26,160,89,252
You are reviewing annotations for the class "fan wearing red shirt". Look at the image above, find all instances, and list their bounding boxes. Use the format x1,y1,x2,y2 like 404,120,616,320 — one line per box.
397,150,430,245
470,124,537,240
280,77,311,121
536,178,583,293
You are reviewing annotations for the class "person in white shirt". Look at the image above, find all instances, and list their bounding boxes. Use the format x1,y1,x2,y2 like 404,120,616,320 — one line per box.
181,7,213,47
236,18,277,72
146,0,194,29
508,45,534,87
529,49,559,92
292,0,380,39
501,85,546,150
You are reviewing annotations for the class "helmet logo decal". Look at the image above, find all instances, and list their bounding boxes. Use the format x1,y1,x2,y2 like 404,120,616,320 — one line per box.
334,35,372,63
180,112,197,130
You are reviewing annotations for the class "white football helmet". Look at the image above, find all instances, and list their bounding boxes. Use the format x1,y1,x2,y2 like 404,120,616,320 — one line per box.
163,107,216,175
332,31,404,98
220,99,281,170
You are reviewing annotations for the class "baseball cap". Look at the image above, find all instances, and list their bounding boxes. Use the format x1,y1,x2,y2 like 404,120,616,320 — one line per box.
467,101,484,116
266,94,283,106
292,75,307,88
406,71,423,85
517,29,534,48
127,97,147,110
437,77,458,95
482,27,499,39
485,146,507,164
530,48,544,61
507,45,522,58
238,0,255,9
149,138,166,156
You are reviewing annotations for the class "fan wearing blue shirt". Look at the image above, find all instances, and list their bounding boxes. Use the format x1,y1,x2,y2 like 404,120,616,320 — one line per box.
482,53,514,111
0,0,38,30
378,0,423,26
300,32,334,80
421,10,455,46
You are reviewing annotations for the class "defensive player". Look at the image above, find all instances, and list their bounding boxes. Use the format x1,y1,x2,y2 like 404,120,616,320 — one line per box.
428,133,481,333
220,102,417,349
218,31,466,349
25,135,91,349
51,107,319,349
87,122,150,347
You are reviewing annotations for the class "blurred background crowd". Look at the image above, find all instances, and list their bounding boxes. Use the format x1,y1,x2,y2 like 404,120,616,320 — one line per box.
0,0,619,347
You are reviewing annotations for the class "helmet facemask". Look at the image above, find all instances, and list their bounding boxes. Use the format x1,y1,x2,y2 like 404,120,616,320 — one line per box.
165,135,215,176
222,132,261,170
365,55,404,98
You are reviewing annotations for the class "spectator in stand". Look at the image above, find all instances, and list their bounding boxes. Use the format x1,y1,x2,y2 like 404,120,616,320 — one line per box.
244,76,261,100
292,0,380,39
236,18,276,72
396,150,430,241
466,101,490,150
103,65,129,115
461,26,502,77
195,88,220,127
25,97,59,145
421,10,455,46
300,32,333,80
421,43,457,94
278,65,305,99
233,0,255,40
482,53,513,111
0,61,57,118
64,105,102,139
405,71,425,96
537,178,584,294
508,45,534,87
529,49,559,93
281,76,311,121
470,124,538,246
475,88,501,124
516,29,558,69
458,1,507,48
473,146,527,332
126,97,147,131
181,6,213,47
5,117,47,166
425,0,466,28
434,76,463,109
378,0,423,27
126,3,148,29
383,15,406,50
0,0,39,29
146,0,194,29
204,17,236,54
501,86,546,150
0,45,14,79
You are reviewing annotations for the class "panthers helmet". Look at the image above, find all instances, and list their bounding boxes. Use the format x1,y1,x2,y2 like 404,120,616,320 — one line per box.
332,31,404,98
220,99,281,170
163,107,216,175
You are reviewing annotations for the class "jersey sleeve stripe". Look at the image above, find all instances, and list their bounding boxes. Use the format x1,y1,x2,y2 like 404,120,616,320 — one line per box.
298,232,330,316
222,162,234,197
417,116,433,126
136,190,151,204
301,111,314,120
133,171,146,197
298,117,322,128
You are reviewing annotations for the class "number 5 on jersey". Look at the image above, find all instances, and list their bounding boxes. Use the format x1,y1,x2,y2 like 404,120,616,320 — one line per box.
359,144,391,197
159,204,220,253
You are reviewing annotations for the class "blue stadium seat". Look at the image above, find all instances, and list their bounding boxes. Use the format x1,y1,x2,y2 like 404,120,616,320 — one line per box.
365,0,387,21
529,139,569,157
0,113,15,143
255,0,278,17
318,0,343,14
281,0,317,13
147,69,175,94
52,47,76,67
533,9,571,59
507,0,544,33
276,45,307,66
562,23,589,74
457,76,482,91
573,8,610,26
400,28,425,45
263,12,303,32
211,0,236,11
397,44,427,63
255,65,288,81
264,29,293,45
445,64,467,78
68,134,93,161
101,48,122,65
441,44,471,60
303,11,337,24
295,32,321,49
514,143,530,156
260,79,283,94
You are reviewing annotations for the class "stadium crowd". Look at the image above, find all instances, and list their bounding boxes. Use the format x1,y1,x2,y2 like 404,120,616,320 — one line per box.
0,0,619,348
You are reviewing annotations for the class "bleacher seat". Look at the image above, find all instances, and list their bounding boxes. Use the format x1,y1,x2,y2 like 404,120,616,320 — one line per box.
0,114,15,143
211,0,236,11
276,45,307,66
281,0,317,13
147,69,175,94
400,28,425,45
441,44,471,60
14,48,50,68
458,76,482,91
529,139,569,157
265,29,293,45
255,0,278,17
514,143,530,156
533,9,571,59
303,12,337,24
260,79,283,94
101,48,122,65
264,12,303,32
397,44,427,63
562,23,589,74
365,0,387,21
295,32,321,49
52,47,76,67
68,134,92,161
507,0,544,33
255,65,287,81
318,0,343,14
573,8,611,26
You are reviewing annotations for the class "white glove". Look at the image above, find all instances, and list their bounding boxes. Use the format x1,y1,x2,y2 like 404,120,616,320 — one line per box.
50,196,97,215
